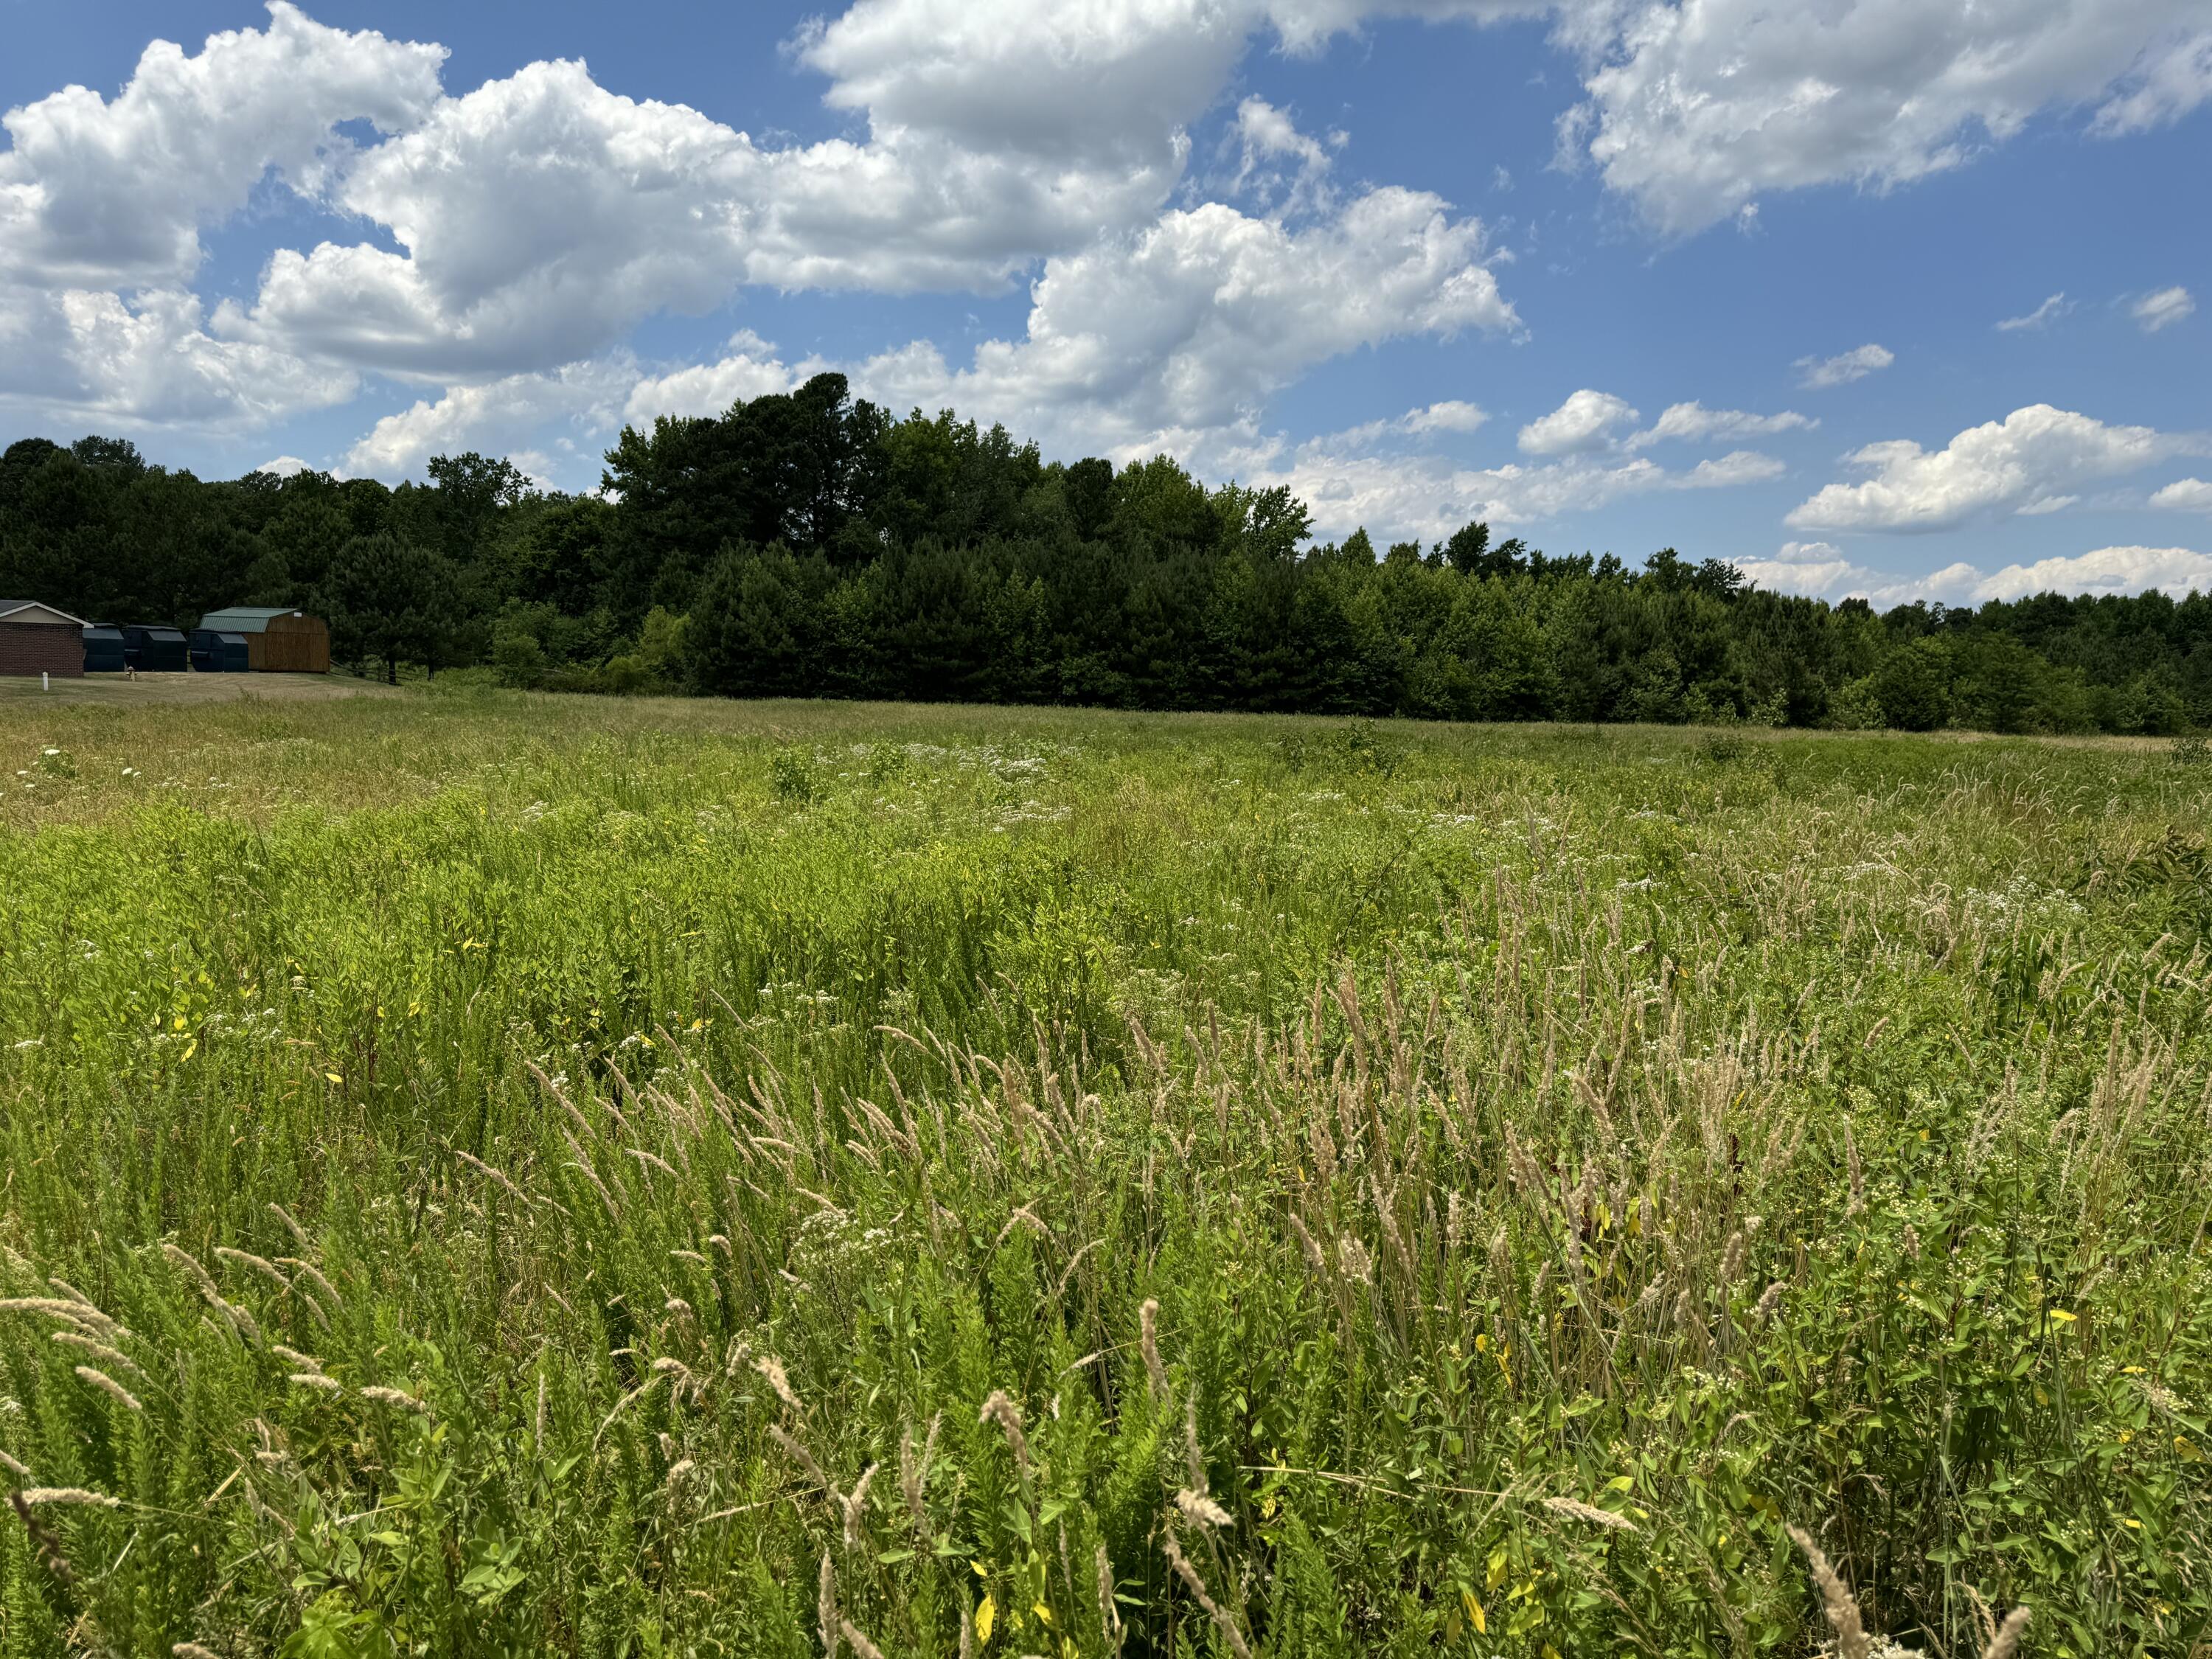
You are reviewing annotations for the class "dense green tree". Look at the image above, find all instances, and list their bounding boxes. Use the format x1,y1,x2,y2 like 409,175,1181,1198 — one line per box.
321,533,463,683
1063,456,1115,540
1211,481,1312,563
686,543,841,697
1871,636,1953,731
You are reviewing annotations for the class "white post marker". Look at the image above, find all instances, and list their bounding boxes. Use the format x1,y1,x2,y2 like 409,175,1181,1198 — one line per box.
42,672,50,692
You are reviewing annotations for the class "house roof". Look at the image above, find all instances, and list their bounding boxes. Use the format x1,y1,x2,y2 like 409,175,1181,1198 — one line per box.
0,600,88,627
200,607,314,634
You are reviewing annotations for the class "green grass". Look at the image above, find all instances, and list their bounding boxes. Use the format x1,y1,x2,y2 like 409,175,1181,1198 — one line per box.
1,689,2208,1658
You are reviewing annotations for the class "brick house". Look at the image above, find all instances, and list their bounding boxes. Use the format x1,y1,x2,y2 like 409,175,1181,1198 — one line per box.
0,601,88,678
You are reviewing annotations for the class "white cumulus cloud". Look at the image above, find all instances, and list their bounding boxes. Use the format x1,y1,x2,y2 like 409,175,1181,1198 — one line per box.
344,355,642,479
625,333,804,427
1513,392,1811,459
1624,401,1815,451
1518,389,1638,456
1745,543,2212,606
1772,539,1845,565
1787,403,2197,533
242,52,1197,379
844,188,1517,458
0,3,445,290
341,173,1516,486
1563,1,2212,236
1228,97,1339,215
797,0,1253,167
0,283,355,431
1996,293,2070,332
1975,544,2212,599
1288,399,1491,454
2090,28,2212,134
1401,400,1489,435
1306,0,2208,241
1241,443,1782,542
1795,344,1894,389
2134,285,2197,333
6,0,1541,437
2152,477,2212,512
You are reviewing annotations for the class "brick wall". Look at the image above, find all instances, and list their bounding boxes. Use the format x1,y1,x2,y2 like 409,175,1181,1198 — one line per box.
0,622,86,678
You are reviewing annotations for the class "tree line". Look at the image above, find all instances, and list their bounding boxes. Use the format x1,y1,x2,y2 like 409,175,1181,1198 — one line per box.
2,375,2207,734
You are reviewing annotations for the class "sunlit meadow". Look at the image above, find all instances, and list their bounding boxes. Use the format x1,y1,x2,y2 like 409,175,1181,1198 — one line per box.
1,689,2208,1658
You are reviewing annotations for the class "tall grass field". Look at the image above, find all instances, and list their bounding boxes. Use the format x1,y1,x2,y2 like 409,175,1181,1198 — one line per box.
1,692,2208,1658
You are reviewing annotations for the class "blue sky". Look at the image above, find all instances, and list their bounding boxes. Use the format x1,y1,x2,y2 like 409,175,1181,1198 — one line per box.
2,0,2208,603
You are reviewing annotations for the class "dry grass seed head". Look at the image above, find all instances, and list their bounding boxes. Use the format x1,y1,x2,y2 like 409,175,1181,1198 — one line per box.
1176,1487,1232,1528
899,1420,935,1532
1183,1394,1207,1490
1,1298,123,1340
1787,1525,1873,1659
756,1354,803,1413
358,1386,431,1414
279,1259,344,1312
45,1281,114,1324
50,1332,147,1381
18,1487,118,1508
75,1366,142,1412
1285,1212,1326,1275
1161,1528,1254,1659
1096,1543,1124,1645
770,1423,829,1490
650,1356,695,1400
1542,1495,1637,1532
1981,1607,2031,1659
160,1248,259,1343
1720,1228,1747,1287
213,1247,288,1293
980,1389,1030,1475
9,1491,80,1585
841,1463,876,1548
1138,1299,1167,1398
1487,1226,1514,1296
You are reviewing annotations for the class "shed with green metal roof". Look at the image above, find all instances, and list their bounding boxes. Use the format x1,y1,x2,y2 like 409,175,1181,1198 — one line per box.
195,608,330,672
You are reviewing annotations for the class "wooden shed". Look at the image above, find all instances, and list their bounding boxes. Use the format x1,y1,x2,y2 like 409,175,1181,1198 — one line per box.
197,608,331,673
0,601,88,678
